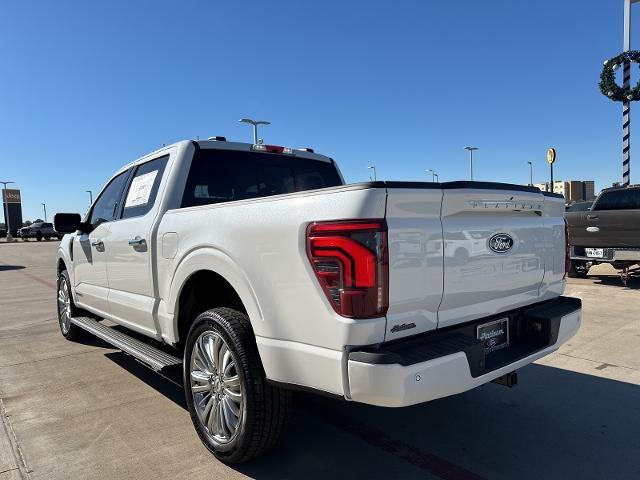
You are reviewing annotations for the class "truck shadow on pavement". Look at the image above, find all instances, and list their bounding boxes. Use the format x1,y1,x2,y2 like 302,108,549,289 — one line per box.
0,264,25,271
101,349,640,480
589,273,640,289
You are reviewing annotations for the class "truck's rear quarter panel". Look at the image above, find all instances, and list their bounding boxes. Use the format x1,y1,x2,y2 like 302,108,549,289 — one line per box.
157,185,388,395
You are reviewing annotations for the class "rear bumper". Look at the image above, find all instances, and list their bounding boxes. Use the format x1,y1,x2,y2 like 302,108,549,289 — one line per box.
347,296,581,407
571,246,640,262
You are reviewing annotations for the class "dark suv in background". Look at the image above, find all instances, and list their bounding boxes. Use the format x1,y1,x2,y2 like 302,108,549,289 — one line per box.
20,222,59,241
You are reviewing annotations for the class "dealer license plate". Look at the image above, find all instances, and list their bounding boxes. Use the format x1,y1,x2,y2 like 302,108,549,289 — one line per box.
585,248,604,258
477,318,509,354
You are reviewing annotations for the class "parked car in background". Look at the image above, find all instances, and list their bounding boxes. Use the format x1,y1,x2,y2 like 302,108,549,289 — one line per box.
20,222,59,241
54,138,581,463
566,185,640,283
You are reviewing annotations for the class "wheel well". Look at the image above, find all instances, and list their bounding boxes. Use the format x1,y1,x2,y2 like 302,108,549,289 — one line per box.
176,270,247,349
57,258,67,276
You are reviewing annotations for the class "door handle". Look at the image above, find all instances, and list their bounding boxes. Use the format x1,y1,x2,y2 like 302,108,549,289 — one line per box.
128,236,146,247
91,240,103,248
587,214,599,220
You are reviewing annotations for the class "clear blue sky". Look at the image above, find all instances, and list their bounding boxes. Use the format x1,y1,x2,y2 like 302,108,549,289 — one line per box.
0,0,636,220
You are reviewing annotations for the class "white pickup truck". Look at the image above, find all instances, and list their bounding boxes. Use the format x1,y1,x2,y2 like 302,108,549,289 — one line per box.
54,138,582,463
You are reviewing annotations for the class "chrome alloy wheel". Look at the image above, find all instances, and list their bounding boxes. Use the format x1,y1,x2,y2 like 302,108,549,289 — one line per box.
190,331,243,444
57,277,72,334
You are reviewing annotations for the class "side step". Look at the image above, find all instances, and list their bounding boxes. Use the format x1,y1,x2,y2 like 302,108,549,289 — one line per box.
70,316,182,372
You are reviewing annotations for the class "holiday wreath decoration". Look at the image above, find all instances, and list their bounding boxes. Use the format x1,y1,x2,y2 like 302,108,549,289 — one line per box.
600,50,640,102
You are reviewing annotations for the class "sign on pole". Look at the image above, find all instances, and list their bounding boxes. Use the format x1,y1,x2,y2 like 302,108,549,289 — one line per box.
2,189,21,203
547,148,556,193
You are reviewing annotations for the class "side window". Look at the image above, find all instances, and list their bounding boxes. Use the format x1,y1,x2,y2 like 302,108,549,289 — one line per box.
89,171,130,228
121,155,169,219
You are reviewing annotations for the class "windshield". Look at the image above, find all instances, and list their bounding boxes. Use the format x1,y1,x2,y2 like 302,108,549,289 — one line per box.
181,148,343,208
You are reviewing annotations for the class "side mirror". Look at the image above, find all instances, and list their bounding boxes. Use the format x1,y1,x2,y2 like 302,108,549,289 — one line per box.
54,213,82,234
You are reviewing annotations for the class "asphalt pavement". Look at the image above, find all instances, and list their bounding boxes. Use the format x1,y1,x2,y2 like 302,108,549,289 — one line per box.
0,241,638,480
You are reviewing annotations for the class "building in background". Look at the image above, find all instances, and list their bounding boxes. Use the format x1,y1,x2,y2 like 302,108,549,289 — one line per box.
532,180,596,202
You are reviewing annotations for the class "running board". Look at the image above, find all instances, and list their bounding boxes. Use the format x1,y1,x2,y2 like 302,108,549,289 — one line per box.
70,316,182,372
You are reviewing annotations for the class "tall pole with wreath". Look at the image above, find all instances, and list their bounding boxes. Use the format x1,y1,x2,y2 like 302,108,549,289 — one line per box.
600,0,640,186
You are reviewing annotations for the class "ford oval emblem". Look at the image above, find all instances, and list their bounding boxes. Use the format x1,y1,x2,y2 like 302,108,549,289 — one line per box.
489,233,514,253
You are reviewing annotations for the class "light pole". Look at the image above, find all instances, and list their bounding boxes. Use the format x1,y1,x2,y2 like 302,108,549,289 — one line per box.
239,118,271,144
86,190,93,205
622,1,640,185
434,173,439,182
527,161,533,186
464,146,479,181
427,169,437,182
1,180,15,241
41,203,47,222
368,165,377,181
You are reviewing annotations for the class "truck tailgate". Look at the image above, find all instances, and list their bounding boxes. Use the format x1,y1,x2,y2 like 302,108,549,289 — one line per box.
385,182,565,341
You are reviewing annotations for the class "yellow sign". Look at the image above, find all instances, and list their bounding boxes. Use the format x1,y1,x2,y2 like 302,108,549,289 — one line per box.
546,148,556,165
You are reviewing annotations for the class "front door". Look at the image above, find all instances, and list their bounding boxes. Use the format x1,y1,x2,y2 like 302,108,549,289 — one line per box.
73,170,130,317
73,223,110,316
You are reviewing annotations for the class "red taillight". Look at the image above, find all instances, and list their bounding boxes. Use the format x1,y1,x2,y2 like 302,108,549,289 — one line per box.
564,218,570,278
306,220,388,318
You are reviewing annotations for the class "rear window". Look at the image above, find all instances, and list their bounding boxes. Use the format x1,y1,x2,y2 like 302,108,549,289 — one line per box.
181,148,343,208
593,189,640,210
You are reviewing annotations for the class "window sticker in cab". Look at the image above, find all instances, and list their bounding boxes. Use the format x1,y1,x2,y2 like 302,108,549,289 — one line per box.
125,170,158,207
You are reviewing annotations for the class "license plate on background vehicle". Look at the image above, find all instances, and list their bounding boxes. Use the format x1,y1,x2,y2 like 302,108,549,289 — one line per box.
477,318,509,354
585,248,604,258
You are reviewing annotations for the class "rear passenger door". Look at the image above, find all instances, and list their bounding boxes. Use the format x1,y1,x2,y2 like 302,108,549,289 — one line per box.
104,154,170,336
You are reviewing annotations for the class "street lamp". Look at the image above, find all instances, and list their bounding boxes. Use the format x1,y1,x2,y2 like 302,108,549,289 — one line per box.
239,118,271,144
464,147,479,181
41,203,47,222
527,161,533,186
427,169,437,182
434,173,440,182
86,190,93,205
0,180,15,241
368,165,377,181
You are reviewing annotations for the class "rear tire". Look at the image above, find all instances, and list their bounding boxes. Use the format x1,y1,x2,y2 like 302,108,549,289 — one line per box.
183,307,291,464
57,270,84,340
568,260,590,278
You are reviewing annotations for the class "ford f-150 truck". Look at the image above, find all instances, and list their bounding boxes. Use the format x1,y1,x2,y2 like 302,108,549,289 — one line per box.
566,184,640,284
54,138,581,463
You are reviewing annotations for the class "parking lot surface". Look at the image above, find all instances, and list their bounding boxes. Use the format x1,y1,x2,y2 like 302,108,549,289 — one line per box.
1,241,639,480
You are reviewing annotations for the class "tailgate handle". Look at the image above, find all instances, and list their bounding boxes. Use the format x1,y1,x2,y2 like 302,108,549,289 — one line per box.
587,214,599,220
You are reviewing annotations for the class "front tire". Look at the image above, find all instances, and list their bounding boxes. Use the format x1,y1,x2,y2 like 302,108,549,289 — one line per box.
35,231,43,241
183,308,291,464
57,271,84,340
